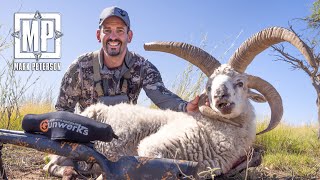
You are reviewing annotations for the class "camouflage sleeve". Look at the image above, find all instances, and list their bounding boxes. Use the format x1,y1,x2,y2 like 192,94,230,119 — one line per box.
55,60,82,113
142,61,188,112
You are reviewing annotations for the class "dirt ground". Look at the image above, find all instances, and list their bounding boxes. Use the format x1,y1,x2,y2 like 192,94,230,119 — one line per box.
0,144,319,180
1,144,56,179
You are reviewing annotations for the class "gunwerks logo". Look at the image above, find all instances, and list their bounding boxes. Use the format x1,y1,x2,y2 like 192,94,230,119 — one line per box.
39,119,49,132
12,11,62,71
48,119,89,136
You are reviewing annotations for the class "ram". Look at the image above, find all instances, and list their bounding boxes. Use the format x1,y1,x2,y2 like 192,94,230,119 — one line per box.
45,27,315,178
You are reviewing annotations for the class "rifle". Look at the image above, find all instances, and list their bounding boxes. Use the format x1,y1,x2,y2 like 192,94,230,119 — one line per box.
0,111,199,179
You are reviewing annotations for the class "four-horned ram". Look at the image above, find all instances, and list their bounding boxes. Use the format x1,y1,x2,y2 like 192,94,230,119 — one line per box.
45,27,316,179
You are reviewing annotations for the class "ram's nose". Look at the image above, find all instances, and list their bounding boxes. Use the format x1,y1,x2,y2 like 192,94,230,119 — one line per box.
214,85,230,100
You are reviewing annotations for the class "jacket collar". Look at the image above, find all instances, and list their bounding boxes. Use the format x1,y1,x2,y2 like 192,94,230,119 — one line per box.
99,48,134,77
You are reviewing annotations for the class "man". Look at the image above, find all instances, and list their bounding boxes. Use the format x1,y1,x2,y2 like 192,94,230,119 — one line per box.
55,6,199,113
48,6,200,178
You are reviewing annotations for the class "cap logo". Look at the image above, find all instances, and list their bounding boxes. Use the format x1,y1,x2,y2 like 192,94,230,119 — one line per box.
118,9,126,17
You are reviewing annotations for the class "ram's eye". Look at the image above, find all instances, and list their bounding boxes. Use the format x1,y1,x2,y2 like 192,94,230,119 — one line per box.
207,86,211,92
236,82,243,88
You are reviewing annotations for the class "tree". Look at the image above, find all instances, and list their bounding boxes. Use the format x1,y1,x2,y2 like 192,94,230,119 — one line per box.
272,0,320,138
306,0,320,30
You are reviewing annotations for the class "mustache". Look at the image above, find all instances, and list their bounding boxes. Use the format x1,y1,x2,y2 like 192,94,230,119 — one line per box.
106,39,122,44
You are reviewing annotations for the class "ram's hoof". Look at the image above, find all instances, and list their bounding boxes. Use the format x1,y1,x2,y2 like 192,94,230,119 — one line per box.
62,166,78,180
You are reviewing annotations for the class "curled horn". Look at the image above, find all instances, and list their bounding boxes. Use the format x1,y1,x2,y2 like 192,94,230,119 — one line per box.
228,26,316,73
247,75,283,135
144,41,221,77
144,42,220,119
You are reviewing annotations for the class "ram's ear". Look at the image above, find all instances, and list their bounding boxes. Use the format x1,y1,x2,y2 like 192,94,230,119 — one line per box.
248,90,266,103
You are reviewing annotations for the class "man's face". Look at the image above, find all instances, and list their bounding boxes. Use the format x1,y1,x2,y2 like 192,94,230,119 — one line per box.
97,16,132,57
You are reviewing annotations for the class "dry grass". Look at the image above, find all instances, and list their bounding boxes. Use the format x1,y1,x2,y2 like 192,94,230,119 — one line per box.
0,101,54,130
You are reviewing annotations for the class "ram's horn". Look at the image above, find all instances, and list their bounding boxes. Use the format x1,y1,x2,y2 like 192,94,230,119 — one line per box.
247,75,283,135
144,41,221,77
228,27,316,73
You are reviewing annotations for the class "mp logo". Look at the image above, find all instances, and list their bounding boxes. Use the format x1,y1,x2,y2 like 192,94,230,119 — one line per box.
12,11,63,60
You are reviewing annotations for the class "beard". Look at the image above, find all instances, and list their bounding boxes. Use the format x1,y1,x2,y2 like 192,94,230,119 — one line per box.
105,39,122,56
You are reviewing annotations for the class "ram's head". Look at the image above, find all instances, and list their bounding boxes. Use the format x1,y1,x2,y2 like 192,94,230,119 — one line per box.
204,64,262,119
144,27,316,135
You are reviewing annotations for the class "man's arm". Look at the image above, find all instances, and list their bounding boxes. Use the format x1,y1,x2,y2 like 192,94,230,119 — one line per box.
142,61,188,112
55,61,82,113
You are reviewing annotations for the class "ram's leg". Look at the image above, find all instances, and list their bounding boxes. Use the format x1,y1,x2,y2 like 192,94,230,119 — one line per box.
138,122,225,177
43,154,77,179
82,104,166,161
137,120,199,161
137,128,223,178
137,123,184,159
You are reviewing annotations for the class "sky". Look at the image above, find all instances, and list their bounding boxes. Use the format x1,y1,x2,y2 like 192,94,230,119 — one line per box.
0,0,318,125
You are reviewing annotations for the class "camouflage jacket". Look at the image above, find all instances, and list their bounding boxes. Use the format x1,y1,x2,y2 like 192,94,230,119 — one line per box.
55,49,188,113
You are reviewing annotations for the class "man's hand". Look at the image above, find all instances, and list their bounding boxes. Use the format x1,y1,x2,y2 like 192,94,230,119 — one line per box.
186,95,200,113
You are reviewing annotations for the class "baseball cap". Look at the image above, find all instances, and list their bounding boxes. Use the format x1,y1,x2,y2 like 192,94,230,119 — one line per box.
99,6,130,28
